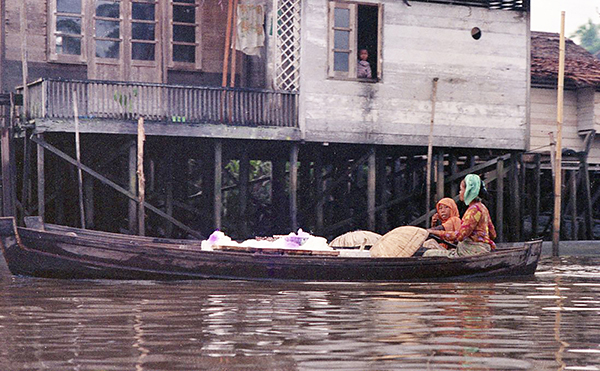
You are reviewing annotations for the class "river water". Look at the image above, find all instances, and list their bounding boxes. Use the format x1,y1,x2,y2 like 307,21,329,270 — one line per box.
0,256,599,370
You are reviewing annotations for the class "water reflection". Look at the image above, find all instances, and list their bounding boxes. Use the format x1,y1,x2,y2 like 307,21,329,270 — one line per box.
0,257,599,370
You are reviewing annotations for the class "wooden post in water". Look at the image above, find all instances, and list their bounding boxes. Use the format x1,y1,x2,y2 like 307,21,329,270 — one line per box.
290,143,299,232
552,11,566,256
532,153,541,237
137,117,145,236
36,133,45,220
128,141,137,233
239,144,249,238
20,0,28,119
214,139,222,230
1,104,15,217
368,146,376,231
436,151,445,203
315,147,324,234
74,97,85,229
425,77,439,224
569,170,577,240
496,158,504,242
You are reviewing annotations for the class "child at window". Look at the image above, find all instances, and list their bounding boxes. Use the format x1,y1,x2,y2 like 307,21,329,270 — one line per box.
357,48,372,78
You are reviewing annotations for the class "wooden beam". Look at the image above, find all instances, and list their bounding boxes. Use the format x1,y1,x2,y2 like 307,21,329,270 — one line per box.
425,77,439,218
214,139,222,230
239,144,249,237
496,158,504,243
581,157,593,239
367,146,376,231
128,141,137,233
315,147,324,233
36,133,45,220
290,143,299,232
1,105,15,217
137,117,146,236
74,97,85,228
21,129,31,215
532,154,541,237
29,135,203,239
509,154,521,241
569,170,577,240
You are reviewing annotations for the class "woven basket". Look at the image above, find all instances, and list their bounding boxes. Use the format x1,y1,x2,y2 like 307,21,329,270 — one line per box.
370,226,429,257
329,230,382,248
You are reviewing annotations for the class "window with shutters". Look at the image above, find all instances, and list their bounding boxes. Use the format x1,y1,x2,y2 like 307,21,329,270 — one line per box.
49,0,86,63
328,1,381,81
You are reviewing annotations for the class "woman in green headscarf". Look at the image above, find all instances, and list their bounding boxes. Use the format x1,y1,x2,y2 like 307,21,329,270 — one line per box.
425,174,497,257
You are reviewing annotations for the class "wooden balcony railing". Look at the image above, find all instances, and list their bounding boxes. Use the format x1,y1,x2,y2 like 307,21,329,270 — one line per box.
20,78,299,128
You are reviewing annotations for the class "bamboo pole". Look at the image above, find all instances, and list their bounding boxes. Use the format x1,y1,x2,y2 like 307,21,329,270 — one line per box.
425,77,439,225
222,0,234,87
137,117,146,236
229,0,239,88
74,96,85,229
552,11,566,256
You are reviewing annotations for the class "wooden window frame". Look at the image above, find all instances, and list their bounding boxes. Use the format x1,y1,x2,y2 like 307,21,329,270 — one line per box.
48,0,87,64
130,0,160,68
327,1,382,81
93,0,123,65
168,0,202,71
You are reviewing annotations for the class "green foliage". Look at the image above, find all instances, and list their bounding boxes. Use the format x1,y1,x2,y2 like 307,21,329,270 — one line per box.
570,19,600,55
113,88,139,112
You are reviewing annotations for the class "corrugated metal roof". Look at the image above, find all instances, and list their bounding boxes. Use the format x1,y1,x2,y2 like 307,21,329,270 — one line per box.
531,31,600,89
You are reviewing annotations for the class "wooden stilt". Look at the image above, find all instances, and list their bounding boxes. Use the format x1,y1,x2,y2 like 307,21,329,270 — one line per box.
21,129,31,215
376,151,388,233
36,133,45,220
290,143,299,232
128,140,137,233
569,170,577,240
165,149,174,237
84,176,94,229
74,98,85,228
425,78,439,220
532,153,541,237
239,144,249,237
272,157,286,233
315,147,324,234
496,158,504,242
449,152,458,197
509,154,521,241
137,117,145,236
367,146,376,231
581,157,593,239
436,151,444,203
54,159,64,224
214,139,222,230
1,104,15,217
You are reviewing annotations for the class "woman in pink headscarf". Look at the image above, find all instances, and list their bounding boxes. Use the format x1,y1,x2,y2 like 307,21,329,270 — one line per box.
421,197,462,250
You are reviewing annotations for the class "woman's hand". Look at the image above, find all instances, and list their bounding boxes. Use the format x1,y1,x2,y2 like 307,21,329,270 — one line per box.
431,213,439,226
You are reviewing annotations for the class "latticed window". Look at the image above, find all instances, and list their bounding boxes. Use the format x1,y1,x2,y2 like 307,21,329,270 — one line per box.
328,1,381,81
273,0,301,91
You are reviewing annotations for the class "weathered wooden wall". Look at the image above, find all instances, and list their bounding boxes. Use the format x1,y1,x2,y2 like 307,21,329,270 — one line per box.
530,87,600,164
1,1,239,91
299,1,529,150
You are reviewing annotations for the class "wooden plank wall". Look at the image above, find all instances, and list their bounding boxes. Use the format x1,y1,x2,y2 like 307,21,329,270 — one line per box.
300,1,528,150
530,87,600,165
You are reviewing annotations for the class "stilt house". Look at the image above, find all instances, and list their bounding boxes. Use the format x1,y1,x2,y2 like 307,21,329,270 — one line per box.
0,0,535,240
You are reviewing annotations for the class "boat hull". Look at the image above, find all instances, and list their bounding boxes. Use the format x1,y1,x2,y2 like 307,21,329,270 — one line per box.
0,217,542,281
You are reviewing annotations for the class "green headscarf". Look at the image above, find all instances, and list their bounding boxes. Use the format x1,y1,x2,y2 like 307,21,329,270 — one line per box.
463,174,481,206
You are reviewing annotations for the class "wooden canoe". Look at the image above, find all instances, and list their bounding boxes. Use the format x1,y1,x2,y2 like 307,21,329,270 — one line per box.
0,217,543,282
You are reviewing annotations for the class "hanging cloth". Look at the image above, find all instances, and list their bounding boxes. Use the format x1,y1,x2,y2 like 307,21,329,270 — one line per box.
235,4,265,56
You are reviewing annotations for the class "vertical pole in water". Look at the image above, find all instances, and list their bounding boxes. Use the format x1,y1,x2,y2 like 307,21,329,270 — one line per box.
425,77,439,226
214,139,222,230
552,11,566,256
368,146,376,231
37,133,45,221
137,117,146,236
290,143,299,232
74,96,85,229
